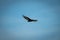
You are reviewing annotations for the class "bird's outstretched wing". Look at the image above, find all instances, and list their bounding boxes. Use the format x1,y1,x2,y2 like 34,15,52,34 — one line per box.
23,15,37,22
23,15,31,20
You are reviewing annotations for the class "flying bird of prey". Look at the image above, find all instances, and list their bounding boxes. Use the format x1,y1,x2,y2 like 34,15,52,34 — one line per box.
23,15,37,22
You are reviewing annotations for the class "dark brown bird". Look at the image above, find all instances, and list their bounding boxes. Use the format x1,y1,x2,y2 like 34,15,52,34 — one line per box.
23,15,37,22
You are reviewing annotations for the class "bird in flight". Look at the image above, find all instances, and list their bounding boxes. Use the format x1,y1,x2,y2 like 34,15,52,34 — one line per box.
23,15,37,22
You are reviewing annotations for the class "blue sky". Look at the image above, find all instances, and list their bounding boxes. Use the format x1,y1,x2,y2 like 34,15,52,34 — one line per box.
0,0,60,40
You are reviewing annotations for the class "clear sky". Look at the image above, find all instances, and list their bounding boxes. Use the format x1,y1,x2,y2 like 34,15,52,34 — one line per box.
0,0,60,40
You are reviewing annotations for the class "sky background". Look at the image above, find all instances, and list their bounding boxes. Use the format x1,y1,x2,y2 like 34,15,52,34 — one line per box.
0,0,60,40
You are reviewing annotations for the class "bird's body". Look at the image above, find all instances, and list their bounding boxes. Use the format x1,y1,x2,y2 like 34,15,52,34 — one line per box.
23,15,37,22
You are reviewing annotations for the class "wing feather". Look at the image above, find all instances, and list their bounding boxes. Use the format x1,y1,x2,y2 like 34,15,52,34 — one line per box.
23,15,31,20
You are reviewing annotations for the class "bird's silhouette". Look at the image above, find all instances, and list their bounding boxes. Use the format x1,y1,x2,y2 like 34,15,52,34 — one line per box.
23,15,37,22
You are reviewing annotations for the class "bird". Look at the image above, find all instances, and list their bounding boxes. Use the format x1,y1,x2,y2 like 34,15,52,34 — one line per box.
22,15,37,22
